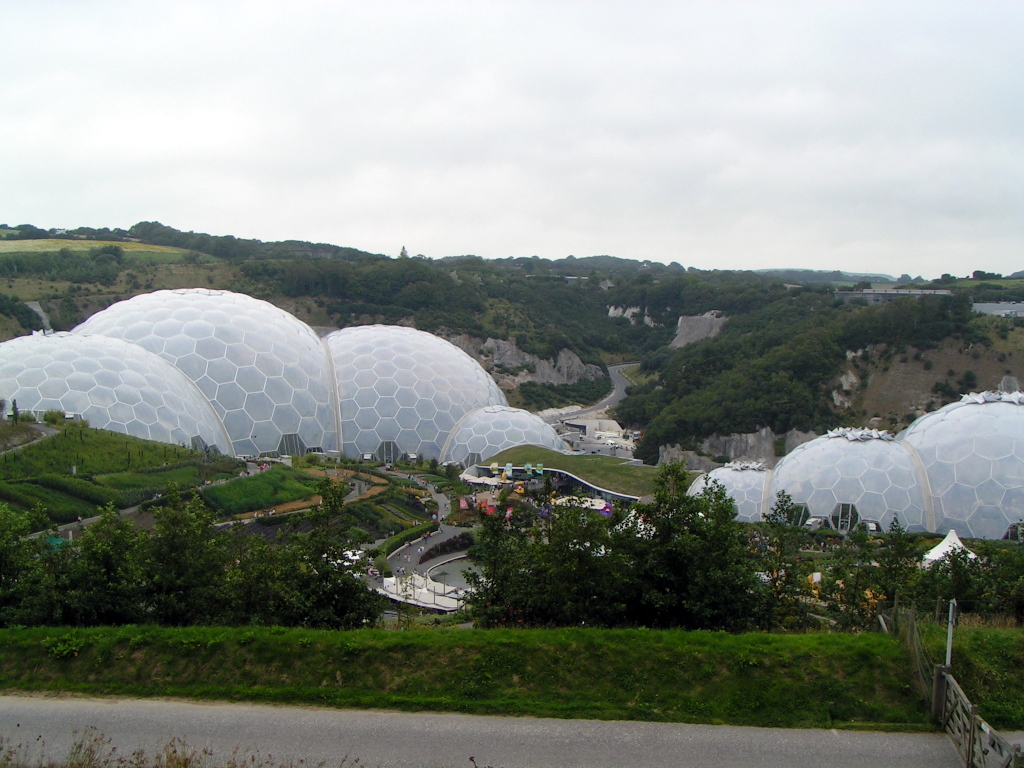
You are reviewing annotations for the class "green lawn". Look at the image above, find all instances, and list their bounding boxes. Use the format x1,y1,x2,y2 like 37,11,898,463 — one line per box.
488,446,661,498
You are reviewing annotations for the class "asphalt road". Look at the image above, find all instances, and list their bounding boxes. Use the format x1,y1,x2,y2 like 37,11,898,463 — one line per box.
0,695,960,768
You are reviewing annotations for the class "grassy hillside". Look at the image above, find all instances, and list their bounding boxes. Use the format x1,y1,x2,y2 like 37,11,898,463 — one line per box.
0,239,189,259
488,446,660,497
0,626,932,729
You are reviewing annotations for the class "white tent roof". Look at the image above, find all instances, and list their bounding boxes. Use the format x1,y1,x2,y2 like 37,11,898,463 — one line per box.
922,529,977,567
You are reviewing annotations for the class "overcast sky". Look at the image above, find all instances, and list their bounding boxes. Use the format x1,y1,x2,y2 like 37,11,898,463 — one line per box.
1,2,1021,277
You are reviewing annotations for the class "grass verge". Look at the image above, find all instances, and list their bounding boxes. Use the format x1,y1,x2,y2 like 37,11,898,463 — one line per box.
0,626,932,730
920,622,1024,730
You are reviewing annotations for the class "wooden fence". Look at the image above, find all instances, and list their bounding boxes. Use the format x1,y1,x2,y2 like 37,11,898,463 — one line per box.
880,608,1024,768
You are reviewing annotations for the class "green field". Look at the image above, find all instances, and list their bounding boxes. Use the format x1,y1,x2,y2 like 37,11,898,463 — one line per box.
0,626,933,729
0,239,191,262
199,464,320,516
489,446,660,498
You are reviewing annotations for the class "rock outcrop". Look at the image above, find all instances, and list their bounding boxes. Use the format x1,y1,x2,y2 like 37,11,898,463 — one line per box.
670,311,727,349
658,427,818,469
444,334,605,389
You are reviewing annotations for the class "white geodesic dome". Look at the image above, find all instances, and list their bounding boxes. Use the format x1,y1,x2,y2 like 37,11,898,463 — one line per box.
899,392,1024,540
770,428,927,532
440,405,567,466
687,462,769,523
325,325,507,461
0,332,231,452
74,289,337,457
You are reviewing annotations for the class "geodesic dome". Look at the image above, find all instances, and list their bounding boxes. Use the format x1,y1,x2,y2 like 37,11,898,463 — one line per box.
687,462,769,523
325,325,507,461
899,392,1024,540
0,332,230,452
770,428,927,533
440,405,567,466
74,289,337,457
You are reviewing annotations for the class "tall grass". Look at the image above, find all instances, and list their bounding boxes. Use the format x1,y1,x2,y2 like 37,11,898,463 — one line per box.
920,621,1024,729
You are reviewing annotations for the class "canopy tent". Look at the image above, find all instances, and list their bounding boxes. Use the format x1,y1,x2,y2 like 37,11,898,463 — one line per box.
922,529,978,568
459,472,503,486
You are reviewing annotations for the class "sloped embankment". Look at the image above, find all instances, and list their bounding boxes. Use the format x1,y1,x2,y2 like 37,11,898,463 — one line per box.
0,627,932,730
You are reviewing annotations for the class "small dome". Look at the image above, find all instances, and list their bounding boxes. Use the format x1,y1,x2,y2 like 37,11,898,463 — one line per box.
325,325,507,461
771,428,927,532
440,405,567,466
0,332,230,452
687,462,769,523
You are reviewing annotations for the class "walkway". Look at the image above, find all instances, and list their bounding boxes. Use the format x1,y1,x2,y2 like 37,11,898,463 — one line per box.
0,695,962,768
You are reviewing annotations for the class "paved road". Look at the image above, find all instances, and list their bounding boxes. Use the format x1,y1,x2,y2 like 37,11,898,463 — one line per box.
542,362,637,424
0,695,959,768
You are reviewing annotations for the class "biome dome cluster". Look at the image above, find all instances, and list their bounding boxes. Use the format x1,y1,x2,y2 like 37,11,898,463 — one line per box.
0,289,566,464
689,399,1024,540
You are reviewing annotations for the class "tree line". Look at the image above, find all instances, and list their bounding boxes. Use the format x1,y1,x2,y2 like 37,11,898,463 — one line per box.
620,292,987,463
0,487,383,629
466,466,1024,630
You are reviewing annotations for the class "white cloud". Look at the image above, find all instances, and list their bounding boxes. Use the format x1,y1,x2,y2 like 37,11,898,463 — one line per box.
1,0,1021,276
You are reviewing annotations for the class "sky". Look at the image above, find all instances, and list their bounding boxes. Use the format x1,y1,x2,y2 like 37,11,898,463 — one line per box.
1,1,1022,278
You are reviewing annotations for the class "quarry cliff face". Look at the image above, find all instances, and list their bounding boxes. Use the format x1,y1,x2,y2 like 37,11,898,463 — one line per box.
443,334,605,388
670,311,728,349
659,427,818,469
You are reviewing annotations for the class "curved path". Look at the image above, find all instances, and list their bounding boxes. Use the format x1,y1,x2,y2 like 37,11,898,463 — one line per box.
543,362,637,423
0,695,959,768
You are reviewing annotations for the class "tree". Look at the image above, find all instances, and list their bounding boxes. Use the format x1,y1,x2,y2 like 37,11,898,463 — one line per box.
616,467,766,630
757,492,813,628
0,504,47,626
10,400,18,425
145,495,228,625
873,518,919,607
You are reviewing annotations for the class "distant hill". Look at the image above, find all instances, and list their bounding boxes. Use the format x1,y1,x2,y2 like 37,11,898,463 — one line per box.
3,220,1020,464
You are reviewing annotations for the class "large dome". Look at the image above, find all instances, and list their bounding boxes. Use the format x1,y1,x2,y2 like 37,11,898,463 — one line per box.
770,428,927,532
440,405,567,466
0,332,230,452
899,392,1024,539
325,325,507,461
687,462,769,523
74,289,337,457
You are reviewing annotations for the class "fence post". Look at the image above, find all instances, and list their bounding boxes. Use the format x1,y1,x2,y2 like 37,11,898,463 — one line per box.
932,665,949,723
964,704,978,768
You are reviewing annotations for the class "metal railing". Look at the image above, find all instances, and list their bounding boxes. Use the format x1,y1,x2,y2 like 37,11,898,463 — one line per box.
880,607,1024,768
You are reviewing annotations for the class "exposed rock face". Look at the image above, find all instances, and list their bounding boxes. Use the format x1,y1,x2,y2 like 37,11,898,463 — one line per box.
607,306,657,327
670,311,727,348
444,334,605,388
658,427,818,469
